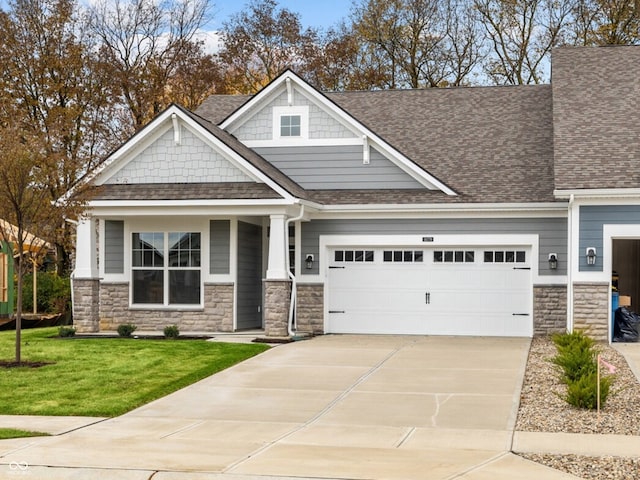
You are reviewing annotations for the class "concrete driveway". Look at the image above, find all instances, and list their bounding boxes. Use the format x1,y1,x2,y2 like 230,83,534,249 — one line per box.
0,335,581,479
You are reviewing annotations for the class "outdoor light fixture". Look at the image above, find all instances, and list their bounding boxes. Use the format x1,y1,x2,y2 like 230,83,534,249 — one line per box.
305,254,314,270
548,253,558,270
586,247,597,266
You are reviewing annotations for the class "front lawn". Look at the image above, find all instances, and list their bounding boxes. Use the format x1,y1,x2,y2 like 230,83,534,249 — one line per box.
0,428,49,439
0,328,270,417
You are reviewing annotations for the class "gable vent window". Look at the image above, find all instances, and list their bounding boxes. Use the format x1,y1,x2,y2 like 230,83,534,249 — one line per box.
484,250,526,263
434,250,475,263
280,115,301,137
383,250,424,263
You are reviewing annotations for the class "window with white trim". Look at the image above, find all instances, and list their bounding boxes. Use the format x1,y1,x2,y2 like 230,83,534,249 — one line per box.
273,106,309,140
280,115,301,137
132,232,201,305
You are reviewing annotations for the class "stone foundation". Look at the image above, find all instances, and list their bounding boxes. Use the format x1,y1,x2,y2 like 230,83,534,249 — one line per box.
573,282,610,341
72,278,100,333
263,279,291,337
98,282,234,332
533,285,567,336
296,283,324,335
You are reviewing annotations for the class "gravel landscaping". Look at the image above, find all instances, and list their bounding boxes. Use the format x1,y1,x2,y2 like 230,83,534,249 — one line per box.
516,336,640,478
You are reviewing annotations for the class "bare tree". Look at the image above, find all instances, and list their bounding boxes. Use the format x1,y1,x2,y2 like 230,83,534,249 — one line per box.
568,0,640,45
218,0,320,94
0,120,86,364
87,0,213,131
474,0,575,85
351,0,483,88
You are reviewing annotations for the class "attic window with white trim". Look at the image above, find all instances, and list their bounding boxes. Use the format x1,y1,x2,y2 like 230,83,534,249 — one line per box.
273,105,308,140
280,114,301,137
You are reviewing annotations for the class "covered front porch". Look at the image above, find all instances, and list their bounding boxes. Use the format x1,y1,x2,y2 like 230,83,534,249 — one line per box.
71,204,314,337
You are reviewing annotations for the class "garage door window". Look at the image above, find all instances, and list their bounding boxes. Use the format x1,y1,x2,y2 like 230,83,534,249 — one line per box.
335,250,374,262
433,250,474,263
484,250,526,263
383,250,424,262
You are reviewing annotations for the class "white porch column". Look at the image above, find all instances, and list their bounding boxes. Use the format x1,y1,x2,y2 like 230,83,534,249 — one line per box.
266,214,288,280
74,216,98,279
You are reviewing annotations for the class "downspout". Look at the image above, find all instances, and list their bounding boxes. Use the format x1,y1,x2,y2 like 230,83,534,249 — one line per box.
285,204,305,337
567,194,574,333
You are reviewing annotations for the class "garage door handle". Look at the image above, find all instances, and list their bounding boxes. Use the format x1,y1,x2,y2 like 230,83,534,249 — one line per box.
329,310,345,314
425,292,430,304
513,267,531,270
512,313,530,316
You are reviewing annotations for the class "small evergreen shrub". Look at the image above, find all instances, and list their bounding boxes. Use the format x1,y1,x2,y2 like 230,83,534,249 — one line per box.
564,371,613,410
551,331,614,410
58,326,76,337
551,331,597,383
163,325,180,339
117,323,137,337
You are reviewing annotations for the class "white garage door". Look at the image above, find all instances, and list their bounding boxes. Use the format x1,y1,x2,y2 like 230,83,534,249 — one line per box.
327,247,532,337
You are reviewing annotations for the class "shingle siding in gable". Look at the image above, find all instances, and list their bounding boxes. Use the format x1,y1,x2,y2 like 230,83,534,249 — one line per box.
105,127,252,184
552,46,640,190
231,88,356,142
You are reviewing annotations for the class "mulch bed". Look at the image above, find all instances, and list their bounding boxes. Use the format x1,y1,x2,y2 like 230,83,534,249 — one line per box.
0,360,55,368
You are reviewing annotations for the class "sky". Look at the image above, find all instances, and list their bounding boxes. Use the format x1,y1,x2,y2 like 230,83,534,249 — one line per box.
209,0,352,30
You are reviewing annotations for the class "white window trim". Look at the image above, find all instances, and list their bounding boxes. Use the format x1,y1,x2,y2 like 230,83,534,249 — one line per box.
130,231,204,308
273,105,309,142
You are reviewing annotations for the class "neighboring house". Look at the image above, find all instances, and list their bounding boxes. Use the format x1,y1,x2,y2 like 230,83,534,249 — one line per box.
70,45,640,341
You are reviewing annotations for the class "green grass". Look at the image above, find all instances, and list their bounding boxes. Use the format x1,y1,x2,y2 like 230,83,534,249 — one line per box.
0,428,50,439
0,328,270,417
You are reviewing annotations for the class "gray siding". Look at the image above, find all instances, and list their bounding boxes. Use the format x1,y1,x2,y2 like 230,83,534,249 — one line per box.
106,127,251,184
301,217,567,276
237,221,263,330
104,220,124,274
255,145,424,189
233,89,357,141
579,205,640,272
209,220,231,274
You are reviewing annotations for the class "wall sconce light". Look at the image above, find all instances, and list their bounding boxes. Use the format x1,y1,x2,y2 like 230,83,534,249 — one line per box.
548,253,558,270
305,254,314,270
586,247,597,266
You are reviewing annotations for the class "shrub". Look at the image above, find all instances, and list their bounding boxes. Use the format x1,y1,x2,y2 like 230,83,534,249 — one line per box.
564,371,613,410
163,325,180,339
551,332,597,384
117,324,137,337
551,331,614,410
58,326,76,338
20,272,71,314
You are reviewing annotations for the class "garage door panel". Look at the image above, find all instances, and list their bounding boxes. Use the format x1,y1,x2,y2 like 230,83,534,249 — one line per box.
327,247,532,337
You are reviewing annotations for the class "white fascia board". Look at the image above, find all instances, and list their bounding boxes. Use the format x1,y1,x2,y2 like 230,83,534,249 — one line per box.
220,70,457,196
555,188,640,200
312,202,568,218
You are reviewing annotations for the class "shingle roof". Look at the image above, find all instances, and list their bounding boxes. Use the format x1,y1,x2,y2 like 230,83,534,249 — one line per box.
552,46,640,191
197,85,557,204
92,182,282,201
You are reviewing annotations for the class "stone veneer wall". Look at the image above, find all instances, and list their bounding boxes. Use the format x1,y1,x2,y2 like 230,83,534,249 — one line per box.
98,282,234,332
533,285,567,336
263,279,291,337
295,283,324,335
72,279,100,333
572,282,610,341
